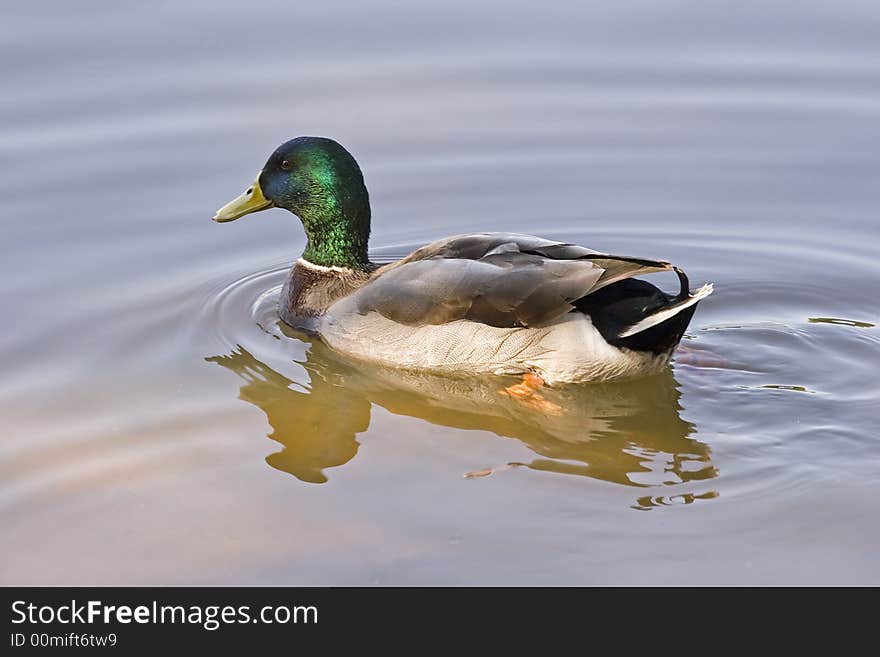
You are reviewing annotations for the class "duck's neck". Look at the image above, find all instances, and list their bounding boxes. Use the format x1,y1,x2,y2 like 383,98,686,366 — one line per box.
299,198,372,271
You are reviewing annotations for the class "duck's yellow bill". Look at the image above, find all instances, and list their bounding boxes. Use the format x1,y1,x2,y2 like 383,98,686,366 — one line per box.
213,174,273,222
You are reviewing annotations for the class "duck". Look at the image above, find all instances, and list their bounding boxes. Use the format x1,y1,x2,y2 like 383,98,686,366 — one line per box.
213,136,712,391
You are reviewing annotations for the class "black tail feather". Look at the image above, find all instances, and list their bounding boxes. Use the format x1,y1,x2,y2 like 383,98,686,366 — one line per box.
573,277,698,355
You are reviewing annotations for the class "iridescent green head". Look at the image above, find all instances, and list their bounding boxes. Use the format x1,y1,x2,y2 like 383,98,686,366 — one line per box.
214,137,371,269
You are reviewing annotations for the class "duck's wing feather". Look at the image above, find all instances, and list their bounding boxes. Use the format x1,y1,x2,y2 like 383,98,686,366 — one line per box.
350,233,674,328
389,233,673,290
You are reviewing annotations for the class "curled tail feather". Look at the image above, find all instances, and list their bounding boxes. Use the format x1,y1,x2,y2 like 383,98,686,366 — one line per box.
618,281,714,339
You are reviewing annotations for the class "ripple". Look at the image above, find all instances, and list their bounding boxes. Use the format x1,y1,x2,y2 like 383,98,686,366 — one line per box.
198,265,290,351
809,316,876,328
754,384,817,394
632,490,719,511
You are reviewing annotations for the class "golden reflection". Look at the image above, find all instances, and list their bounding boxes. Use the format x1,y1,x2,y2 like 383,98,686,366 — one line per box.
207,334,717,500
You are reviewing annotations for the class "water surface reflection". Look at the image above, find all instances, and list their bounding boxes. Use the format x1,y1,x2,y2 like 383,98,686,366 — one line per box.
208,331,717,501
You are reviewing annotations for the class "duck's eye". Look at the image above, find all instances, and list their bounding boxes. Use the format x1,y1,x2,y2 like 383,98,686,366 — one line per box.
280,160,291,170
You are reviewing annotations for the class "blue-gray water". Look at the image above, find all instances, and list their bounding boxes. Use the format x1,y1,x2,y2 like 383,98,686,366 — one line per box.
1,1,878,584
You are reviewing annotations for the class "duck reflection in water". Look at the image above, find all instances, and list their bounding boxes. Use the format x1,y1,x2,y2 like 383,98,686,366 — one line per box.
207,332,717,505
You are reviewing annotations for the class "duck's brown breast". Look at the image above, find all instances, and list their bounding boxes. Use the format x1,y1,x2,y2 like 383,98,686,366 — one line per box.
280,259,371,329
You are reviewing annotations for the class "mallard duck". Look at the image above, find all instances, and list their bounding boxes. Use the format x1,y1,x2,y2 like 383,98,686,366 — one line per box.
214,136,712,387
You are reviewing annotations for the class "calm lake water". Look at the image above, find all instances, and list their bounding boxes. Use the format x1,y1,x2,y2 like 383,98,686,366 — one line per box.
2,1,879,585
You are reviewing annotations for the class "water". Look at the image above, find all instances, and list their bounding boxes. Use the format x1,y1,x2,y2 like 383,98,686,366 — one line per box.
2,1,879,584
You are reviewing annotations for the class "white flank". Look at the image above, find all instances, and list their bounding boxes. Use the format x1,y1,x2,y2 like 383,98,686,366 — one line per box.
618,283,714,338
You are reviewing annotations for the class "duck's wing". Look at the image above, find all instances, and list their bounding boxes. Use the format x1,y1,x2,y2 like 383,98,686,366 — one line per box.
352,233,675,328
